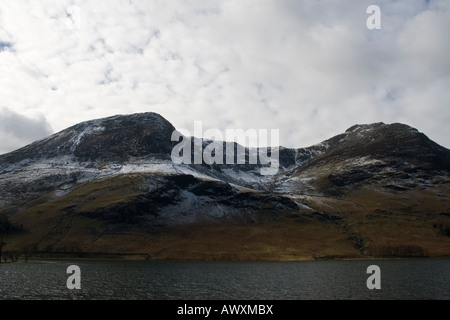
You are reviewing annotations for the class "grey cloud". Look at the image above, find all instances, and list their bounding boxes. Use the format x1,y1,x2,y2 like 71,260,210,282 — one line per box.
0,107,53,155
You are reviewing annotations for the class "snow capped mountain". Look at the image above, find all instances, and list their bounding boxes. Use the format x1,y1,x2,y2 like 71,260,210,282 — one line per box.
0,112,176,163
274,122,450,197
1,113,449,260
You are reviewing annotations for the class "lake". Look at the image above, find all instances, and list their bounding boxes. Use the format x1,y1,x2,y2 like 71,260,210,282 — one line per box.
0,258,449,300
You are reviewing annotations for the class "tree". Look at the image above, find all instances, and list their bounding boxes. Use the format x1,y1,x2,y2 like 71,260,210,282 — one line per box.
0,229,7,264
0,213,24,263
0,213,13,263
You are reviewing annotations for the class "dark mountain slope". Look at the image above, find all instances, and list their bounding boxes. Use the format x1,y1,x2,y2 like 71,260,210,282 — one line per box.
0,112,176,164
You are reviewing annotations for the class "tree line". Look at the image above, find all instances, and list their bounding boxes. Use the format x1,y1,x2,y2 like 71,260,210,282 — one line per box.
0,213,24,263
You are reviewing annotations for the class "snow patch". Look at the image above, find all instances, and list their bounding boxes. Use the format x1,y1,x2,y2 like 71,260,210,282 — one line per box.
346,156,384,167
69,122,105,152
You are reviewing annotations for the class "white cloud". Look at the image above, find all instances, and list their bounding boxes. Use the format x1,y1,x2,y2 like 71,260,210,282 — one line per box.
0,0,449,155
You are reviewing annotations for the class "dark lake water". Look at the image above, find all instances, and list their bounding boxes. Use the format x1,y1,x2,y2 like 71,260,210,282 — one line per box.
0,258,449,300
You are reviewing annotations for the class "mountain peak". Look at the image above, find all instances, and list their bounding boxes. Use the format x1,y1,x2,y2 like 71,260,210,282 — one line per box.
289,121,450,178
345,122,385,133
69,112,176,161
345,122,421,135
0,112,176,163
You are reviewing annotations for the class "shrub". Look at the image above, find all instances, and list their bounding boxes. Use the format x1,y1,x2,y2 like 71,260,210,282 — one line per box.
433,217,450,237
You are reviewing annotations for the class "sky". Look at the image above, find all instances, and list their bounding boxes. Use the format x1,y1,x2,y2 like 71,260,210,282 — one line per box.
0,0,449,154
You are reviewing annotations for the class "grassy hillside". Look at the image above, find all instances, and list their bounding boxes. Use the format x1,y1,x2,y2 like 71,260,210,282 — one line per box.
2,172,450,261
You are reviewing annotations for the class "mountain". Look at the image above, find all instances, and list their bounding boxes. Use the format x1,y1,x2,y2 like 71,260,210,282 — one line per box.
0,113,449,261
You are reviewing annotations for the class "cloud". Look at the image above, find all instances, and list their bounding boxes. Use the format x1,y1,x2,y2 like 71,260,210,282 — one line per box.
0,107,53,154
0,0,449,153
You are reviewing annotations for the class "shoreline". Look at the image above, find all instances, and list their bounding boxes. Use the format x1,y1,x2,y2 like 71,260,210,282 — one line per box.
2,251,449,263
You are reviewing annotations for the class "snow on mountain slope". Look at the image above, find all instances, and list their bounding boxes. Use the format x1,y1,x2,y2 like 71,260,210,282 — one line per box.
1,115,449,210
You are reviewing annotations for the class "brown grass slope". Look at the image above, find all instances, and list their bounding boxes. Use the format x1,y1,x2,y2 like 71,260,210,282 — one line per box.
3,172,450,261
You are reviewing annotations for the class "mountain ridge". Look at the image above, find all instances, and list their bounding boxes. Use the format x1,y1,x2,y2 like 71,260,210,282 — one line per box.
1,112,449,261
